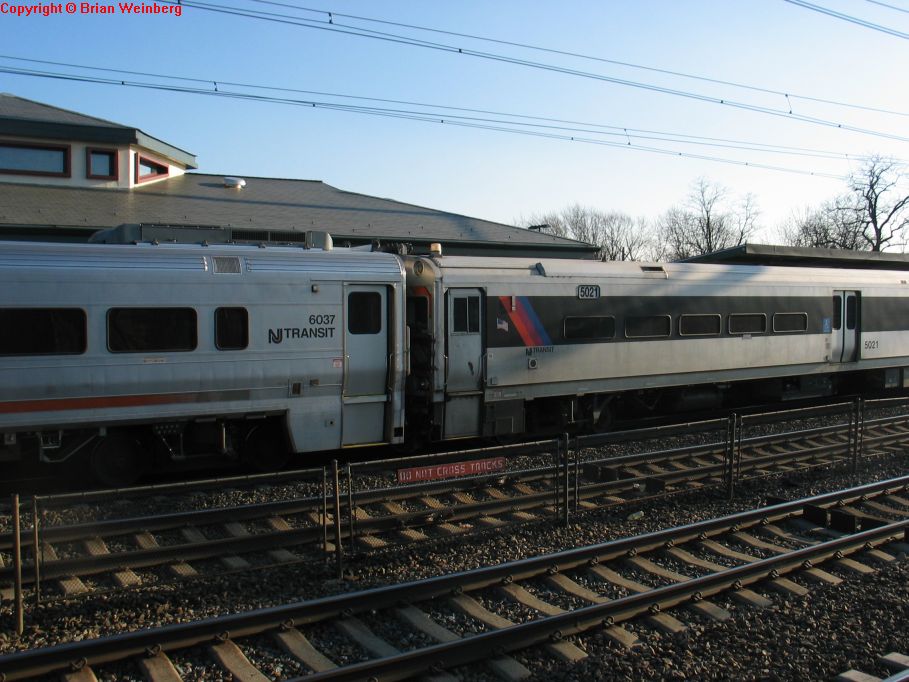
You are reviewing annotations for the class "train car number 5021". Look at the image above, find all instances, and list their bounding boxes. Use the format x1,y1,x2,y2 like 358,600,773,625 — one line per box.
577,284,600,299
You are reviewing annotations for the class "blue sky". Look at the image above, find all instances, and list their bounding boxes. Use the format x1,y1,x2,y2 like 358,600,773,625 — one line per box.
1,0,908,240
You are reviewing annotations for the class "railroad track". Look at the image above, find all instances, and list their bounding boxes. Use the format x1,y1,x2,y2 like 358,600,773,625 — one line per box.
2,412,909,601
1,477,907,681
836,653,909,682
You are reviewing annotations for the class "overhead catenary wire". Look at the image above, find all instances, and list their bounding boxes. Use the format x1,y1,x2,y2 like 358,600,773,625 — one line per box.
782,0,909,39
865,0,909,15
244,0,909,119
134,0,909,144
0,65,848,180
0,54,880,162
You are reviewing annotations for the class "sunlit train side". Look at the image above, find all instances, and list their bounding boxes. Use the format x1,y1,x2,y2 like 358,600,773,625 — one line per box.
0,241,406,485
403,254,909,444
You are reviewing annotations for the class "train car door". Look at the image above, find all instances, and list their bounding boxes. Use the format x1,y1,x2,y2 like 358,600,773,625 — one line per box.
445,288,483,438
342,284,389,445
831,290,860,362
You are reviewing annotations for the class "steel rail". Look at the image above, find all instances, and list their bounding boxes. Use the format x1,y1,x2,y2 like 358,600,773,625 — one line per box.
0,476,906,680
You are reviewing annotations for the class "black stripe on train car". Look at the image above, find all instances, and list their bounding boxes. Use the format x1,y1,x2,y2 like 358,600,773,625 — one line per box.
486,295,833,348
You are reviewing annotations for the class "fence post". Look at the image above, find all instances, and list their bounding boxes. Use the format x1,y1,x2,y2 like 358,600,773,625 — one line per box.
346,462,355,554
321,466,328,560
12,494,23,636
851,397,864,474
32,496,41,609
563,432,570,527
332,460,343,580
552,441,561,521
573,437,580,514
725,414,738,500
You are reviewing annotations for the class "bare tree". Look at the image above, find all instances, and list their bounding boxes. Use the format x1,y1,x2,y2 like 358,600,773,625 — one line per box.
779,205,866,250
833,156,909,251
520,204,657,261
658,178,758,260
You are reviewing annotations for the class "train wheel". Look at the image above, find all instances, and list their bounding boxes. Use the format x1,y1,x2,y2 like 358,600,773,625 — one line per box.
242,424,290,472
90,433,143,488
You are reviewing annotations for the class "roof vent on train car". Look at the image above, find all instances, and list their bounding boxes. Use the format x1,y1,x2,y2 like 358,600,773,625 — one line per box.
213,256,242,273
223,176,246,189
430,243,443,256
306,231,333,251
534,262,547,276
640,265,667,278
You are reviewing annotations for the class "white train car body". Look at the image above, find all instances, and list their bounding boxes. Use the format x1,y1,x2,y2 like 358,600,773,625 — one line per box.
405,255,909,440
0,241,406,480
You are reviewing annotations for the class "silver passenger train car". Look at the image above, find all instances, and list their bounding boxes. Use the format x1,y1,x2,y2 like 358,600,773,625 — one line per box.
1,238,907,484
0,240,406,484
404,254,909,442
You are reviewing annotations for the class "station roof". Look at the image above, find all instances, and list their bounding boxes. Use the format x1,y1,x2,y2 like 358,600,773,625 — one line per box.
680,243,909,270
0,94,197,168
0,173,598,257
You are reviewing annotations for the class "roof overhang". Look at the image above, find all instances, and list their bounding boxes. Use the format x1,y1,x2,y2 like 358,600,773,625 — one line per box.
680,243,909,270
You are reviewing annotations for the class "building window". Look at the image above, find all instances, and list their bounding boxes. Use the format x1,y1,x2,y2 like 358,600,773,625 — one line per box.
729,313,767,335
625,315,671,339
215,307,248,350
348,292,382,335
0,308,86,356
563,316,615,340
0,141,70,177
87,148,118,180
108,308,197,352
773,312,808,333
135,154,169,184
452,296,480,334
679,314,722,337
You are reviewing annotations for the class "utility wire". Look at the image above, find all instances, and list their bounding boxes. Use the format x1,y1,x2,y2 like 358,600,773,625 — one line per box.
0,65,847,180
0,54,876,161
145,0,909,144
865,0,909,15
783,0,909,39
246,0,909,118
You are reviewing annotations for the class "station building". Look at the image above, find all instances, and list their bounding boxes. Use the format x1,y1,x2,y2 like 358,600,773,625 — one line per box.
0,94,597,258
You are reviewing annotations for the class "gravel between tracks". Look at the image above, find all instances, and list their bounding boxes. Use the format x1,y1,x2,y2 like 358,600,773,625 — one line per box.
1,450,907,681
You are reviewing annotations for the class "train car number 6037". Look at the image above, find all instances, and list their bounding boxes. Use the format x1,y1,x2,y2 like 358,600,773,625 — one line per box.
577,284,600,299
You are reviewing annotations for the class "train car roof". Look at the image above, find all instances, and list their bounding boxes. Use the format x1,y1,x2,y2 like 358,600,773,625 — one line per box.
680,243,909,270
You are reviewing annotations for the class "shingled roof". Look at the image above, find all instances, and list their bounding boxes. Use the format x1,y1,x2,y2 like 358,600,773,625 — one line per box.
0,173,596,256
0,94,197,168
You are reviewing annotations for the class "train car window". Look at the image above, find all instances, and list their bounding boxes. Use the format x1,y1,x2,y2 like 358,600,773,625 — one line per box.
833,296,842,330
625,315,671,338
728,313,766,335
348,292,382,334
564,316,615,340
215,307,248,350
0,308,86,356
773,312,808,333
452,296,480,334
845,296,857,330
108,308,197,352
679,314,721,336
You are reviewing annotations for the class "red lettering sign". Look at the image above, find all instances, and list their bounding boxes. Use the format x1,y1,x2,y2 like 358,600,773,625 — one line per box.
397,457,506,483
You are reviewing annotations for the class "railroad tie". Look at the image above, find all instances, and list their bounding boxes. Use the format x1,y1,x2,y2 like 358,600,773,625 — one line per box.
449,593,587,663
209,639,270,682
859,499,908,518
543,573,639,649
394,604,532,681
623,556,731,622
834,670,882,682
39,543,88,596
696,538,806,597
662,547,772,608
261,517,300,563
272,627,337,673
136,650,183,682
879,652,909,673
587,564,687,634
334,616,458,682
483,487,509,500
182,527,250,571
60,667,99,682
883,494,909,508
83,536,141,588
